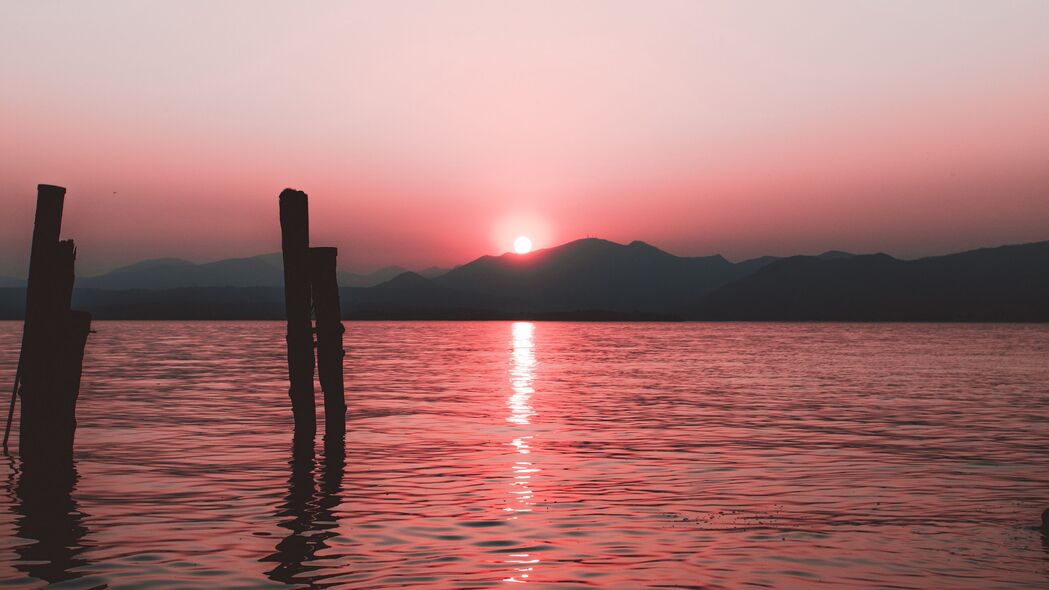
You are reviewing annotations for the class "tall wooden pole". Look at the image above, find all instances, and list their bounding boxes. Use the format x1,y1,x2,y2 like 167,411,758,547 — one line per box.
10,187,91,464
309,247,345,440
3,185,61,452
279,189,316,440
17,185,67,461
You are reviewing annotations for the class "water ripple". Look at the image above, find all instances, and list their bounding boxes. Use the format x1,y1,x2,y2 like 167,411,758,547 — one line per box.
0,321,1047,588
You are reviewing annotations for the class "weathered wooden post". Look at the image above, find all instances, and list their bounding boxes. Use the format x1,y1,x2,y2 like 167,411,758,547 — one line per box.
279,189,316,440
39,240,90,459
13,185,91,463
1,185,64,453
10,186,64,437
18,186,67,461
309,247,346,440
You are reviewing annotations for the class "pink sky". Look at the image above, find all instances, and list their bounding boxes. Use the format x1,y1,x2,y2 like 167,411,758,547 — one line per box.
2,1,1049,276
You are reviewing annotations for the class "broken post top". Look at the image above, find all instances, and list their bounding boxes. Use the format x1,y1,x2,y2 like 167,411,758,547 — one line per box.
278,189,309,249
38,184,66,196
32,186,65,242
279,188,307,206
35,185,66,223
310,247,338,262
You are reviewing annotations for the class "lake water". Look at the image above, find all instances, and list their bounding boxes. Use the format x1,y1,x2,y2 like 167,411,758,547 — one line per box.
0,321,1047,589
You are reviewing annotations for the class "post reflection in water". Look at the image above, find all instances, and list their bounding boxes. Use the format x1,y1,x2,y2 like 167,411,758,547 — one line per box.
504,322,541,583
8,456,91,586
262,438,346,588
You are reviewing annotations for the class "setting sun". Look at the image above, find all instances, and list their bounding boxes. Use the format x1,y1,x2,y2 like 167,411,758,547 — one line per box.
513,236,533,254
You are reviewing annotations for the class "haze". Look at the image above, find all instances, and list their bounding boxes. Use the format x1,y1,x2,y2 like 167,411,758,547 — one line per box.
2,1,1048,276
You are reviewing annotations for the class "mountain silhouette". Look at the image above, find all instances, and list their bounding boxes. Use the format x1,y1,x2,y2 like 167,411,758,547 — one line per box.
345,272,518,319
1,238,1046,321
77,256,282,289
417,266,449,279
373,271,437,290
816,250,856,260
431,238,759,312
690,241,1049,321
74,255,434,289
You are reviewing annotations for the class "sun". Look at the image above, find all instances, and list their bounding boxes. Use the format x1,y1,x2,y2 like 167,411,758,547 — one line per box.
513,236,533,254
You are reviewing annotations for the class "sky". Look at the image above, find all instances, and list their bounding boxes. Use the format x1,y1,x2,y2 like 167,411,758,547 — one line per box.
2,1,1049,276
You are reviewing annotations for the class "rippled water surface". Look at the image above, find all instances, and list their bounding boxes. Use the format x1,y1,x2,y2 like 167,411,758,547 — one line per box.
1,321,1048,589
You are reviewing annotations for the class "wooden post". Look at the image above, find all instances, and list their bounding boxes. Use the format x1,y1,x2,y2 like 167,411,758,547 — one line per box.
309,247,345,440
37,241,79,459
12,187,91,463
17,186,67,461
2,186,64,453
279,189,316,440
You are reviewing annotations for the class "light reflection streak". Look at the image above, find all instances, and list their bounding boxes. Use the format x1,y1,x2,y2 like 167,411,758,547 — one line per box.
503,322,539,583
508,322,536,426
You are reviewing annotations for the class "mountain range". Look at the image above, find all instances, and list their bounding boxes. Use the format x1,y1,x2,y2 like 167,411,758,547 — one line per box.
1,238,1047,321
52,253,448,290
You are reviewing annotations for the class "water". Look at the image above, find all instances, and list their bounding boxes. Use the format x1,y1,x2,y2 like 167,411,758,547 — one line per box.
0,321,1047,589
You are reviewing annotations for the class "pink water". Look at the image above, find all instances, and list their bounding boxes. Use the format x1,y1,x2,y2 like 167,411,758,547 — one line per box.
1,321,1048,588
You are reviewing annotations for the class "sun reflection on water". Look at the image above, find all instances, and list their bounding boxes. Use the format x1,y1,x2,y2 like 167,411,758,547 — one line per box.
504,322,539,583
508,322,536,426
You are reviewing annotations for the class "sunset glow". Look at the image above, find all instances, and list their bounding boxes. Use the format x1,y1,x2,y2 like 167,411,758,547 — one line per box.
1,2,1048,276
513,236,533,255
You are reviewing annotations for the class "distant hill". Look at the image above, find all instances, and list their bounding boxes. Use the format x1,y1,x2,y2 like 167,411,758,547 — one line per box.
690,241,1049,321
75,255,433,289
816,250,855,260
339,266,412,288
345,272,521,319
78,256,283,290
432,238,760,312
